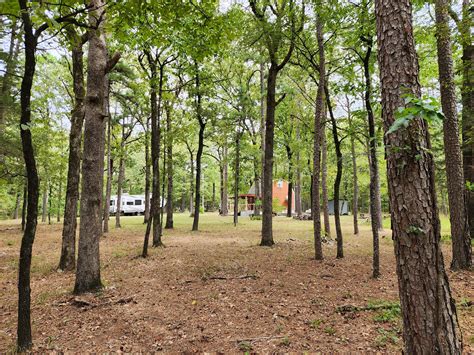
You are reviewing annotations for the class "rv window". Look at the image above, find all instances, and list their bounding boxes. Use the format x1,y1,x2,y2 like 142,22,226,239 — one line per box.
135,200,142,205
126,201,133,205
110,200,114,206
277,180,283,188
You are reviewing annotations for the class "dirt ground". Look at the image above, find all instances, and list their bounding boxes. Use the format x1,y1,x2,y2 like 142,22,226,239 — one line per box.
0,214,472,353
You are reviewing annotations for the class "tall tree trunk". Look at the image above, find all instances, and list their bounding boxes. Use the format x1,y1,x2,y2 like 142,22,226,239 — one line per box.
326,86,343,258
17,1,40,349
261,64,277,246
189,150,194,215
221,145,228,215
360,33,381,277
234,132,241,226
459,0,474,239
375,0,462,352
348,105,359,235
165,104,174,229
321,124,331,237
312,16,324,260
259,61,266,217
436,0,472,270
48,183,52,225
56,169,62,222
75,0,111,294
192,64,205,231
144,117,151,223
286,145,293,217
103,111,112,233
60,32,85,270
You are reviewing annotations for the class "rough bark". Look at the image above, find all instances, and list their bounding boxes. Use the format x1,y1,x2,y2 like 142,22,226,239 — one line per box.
60,34,85,270
312,16,324,260
326,86,343,258
74,0,111,294
259,62,265,217
17,2,40,348
165,104,174,229
221,145,228,216
375,0,463,352
21,180,27,232
435,0,471,270
321,124,331,237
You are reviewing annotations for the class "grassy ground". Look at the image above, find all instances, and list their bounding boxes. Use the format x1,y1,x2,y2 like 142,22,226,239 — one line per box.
0,213,472,352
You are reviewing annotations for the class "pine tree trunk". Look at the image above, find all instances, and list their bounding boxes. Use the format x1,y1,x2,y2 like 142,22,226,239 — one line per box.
436,0,471,270
74,0,109,294
321,125,331,238
375,0,463,351
17,3,40,348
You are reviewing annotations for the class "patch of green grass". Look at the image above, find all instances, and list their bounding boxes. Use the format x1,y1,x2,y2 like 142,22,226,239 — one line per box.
237,341,252,352
373,307,401,323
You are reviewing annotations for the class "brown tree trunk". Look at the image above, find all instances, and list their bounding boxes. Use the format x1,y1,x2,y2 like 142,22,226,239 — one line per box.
295,144,302,217
260,61,266,216
436,0,471,270
17,2,40,348
165,104,174,229
234,131,241,226
312,16,325,260
13,190,21,219
375,0,462,352
56,170,62,222
321,124,331,238
115,149,125,228
75,0,112,294
59,35,85,270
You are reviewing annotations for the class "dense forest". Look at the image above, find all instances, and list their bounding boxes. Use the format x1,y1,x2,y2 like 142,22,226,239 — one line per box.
0,0,472,352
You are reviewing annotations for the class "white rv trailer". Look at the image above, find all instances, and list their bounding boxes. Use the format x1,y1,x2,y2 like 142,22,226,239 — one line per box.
109,193,166,215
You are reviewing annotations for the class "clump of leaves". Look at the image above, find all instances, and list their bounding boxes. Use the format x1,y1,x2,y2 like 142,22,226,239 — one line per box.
387,94,444,135
324,326,336,336
373,307,401,323
238,341,252,352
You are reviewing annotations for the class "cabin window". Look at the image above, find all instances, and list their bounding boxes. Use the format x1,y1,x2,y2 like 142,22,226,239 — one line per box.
110,200,114,206
135,200,142,205
126,201,133,206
